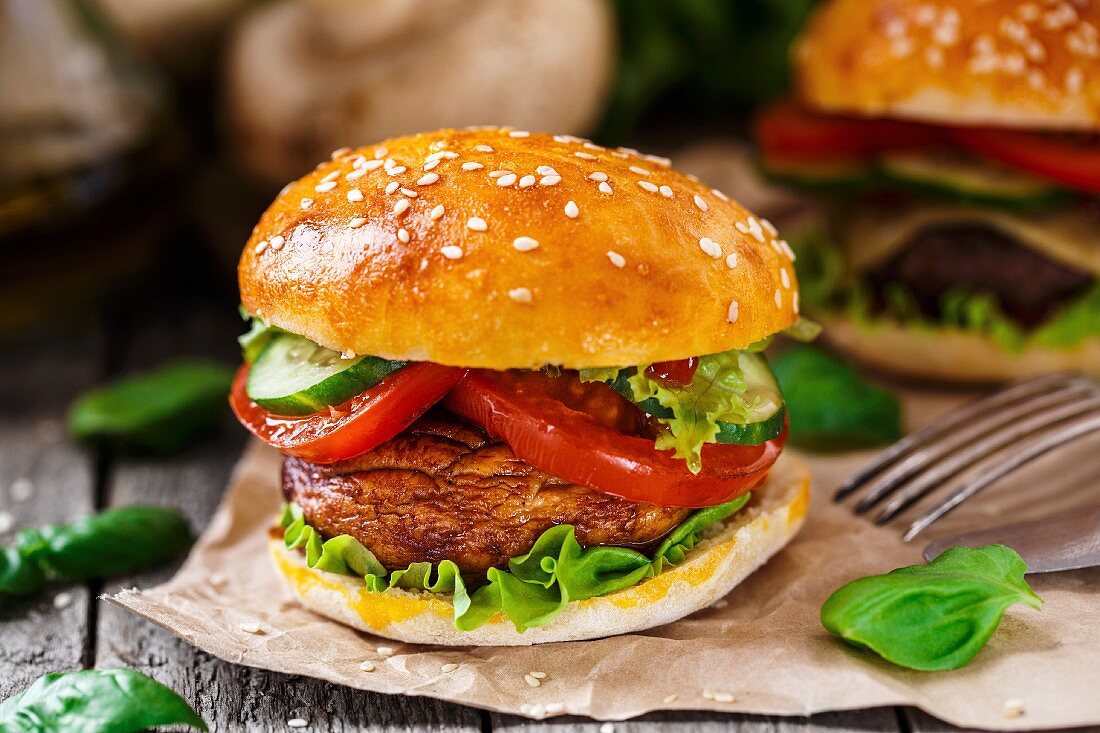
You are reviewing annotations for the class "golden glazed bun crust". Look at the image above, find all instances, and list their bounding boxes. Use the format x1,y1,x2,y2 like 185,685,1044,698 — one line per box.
819,313,1100,383
239,129,799,369
795,0,1100,130
270,452,810,646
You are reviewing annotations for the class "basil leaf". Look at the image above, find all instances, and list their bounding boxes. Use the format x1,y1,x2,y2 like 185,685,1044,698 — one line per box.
821,545,1043,671
770,346,902,450
69,360,235,455
0,668,206,732
0,507,194,599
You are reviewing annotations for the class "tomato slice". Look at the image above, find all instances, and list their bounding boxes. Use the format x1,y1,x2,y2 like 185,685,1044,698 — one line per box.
952,128,1100,193
753,100,946,161
443,369,785,508
229,362,465,463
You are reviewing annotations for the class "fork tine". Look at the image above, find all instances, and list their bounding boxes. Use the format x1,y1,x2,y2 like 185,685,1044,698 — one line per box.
903,411,1100,541
874,395,1100,523
852,384,1093,513
834,373,1087,501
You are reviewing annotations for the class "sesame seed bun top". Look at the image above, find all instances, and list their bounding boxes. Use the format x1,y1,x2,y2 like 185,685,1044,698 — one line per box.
794,0,1100,131
238,128,799,369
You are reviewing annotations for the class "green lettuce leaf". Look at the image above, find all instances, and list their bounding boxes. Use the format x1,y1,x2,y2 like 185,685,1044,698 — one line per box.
280,493,751,633
1032,284,1100,349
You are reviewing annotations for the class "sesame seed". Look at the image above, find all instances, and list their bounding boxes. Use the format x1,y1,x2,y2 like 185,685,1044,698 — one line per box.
659,185,673,198
607,251,626,268
546,703,565,714
530,704,546,718
388,166,407,176
438,151,459,159
638,180,658,192
474,144,493,152
358,661,376,672
315,181,337,193
524,674,541,688
397,228,410,243
598,182,612,194
699,237,722,258
513,236,539,252
693,194,709,212
393,199,410,216
536,165,558,175
239,621,262,634
346,169,366,181
53,592,73,610
441,663,459,673
644,153,672,167
564,200,579,218
417,172,440,186
430,204,445,220
400,188,419,198
779,239,795,260
331,146,351,159
574,152,597,160
423,159,440,171
583,141,603,150
553,134,571,143
288,719,309,728
363,159,384,171
663,694,678,704
519,175,536,188
254,241,268,254
385,181,400,195
462,162,484,171
712,188,729,201
599,724,614,733
467,217,488,231
349,217,367,229
781,268,791,289
509,130,530,138
321,170,340,183
508,287,533,303
629,165,650,175
488,170,511,178
497,173,518,187
529,671,547,679
793,291,800,314
441,245,463,260
713,692,735,703
588,172,608,182
727,300,739,323
377,646,395,657
347,189,364,203
270,235,285,251
1003,700,1025,719
774,289,782,308
540,175,561,186
300,198,314,209
761,218,778,236
0,512,13,534
374,147,387,159
725,252,738,269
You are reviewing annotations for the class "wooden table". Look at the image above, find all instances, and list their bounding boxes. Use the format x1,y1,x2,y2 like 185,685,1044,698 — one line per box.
0,251,1081,733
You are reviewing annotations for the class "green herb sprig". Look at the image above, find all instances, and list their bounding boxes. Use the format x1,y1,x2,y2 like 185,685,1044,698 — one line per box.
0,669,206,732
821,545,1042,671
0,507,194,600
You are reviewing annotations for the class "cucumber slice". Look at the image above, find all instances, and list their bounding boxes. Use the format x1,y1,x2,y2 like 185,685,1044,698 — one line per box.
246,333,406,416
879,151,1066,209
758,153,876,192
606,353,785,446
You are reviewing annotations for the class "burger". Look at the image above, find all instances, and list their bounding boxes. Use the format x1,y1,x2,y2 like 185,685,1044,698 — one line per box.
752,0,1100,383
230,128,811,646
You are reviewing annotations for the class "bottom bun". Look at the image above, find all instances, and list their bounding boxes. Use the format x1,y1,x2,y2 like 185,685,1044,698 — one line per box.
270,452,811,646
818,313,1100,384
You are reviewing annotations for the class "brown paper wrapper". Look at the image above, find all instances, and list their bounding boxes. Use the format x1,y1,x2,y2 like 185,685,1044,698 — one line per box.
109,390,1100,729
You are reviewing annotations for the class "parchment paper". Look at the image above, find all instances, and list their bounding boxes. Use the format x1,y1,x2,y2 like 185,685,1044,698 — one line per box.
109,390,1100,729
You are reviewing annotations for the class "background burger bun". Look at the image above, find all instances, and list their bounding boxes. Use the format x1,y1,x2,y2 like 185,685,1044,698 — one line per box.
269,453,810,647
239,129,800,369
795,0,1100,131
818,313,1100,383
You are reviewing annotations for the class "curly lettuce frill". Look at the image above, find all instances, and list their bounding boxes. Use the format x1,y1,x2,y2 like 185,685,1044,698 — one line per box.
280,494,750,633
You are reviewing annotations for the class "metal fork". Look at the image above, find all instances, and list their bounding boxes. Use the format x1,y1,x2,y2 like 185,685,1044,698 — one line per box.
835,373,1100,542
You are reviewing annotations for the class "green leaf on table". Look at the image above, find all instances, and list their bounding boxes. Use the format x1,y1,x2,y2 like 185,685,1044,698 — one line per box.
69,360,235,455
820,545,1042,671
0,506,194,600
770,346,901,450
0,668,206,732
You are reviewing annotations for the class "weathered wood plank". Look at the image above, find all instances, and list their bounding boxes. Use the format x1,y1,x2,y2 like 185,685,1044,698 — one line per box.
493,708,901,733
904,707,1099,733
0,330,102,697
93,291,483,731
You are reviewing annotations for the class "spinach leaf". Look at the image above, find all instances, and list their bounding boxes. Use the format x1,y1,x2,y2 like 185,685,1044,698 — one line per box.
821,545,1042,671
69,360,235,455
0,507,193,599
0,668,206,732
770,346,901,450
